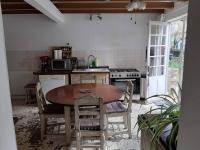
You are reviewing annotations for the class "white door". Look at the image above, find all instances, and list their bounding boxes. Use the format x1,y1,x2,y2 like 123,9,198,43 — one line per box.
147,21,168,97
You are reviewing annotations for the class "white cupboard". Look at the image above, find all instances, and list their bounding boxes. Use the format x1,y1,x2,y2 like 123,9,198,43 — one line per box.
39,75,69,97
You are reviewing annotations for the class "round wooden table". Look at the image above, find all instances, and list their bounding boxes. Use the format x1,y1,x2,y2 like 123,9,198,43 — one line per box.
46,83,123,105
46,83,123,145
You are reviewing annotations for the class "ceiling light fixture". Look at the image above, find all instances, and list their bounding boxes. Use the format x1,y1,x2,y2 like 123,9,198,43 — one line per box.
126,0,146,11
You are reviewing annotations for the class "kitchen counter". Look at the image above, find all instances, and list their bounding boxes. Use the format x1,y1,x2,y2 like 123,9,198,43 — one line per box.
72,68,109,73
33,70,71,75
34,67,110,89
33,67,110,75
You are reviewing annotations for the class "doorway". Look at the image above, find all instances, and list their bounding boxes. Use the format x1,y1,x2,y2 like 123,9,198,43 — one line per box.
147,17,187,98
167,16,187,96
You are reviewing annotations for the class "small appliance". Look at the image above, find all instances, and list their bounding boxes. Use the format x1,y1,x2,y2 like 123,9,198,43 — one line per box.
51,59,72,70
53,49,63,59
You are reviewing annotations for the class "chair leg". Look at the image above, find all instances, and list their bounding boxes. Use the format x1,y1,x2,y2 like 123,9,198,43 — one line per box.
44,118,47,135
40,115,45,140
101,132,105,150
64,106,71,145
105,115,109,140
127,113,132,139
76,132,81,150
25,89,29,104
123,114,128,129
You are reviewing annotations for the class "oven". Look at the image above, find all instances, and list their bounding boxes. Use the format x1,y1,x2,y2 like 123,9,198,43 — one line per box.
110,68,141,96
110,78,140,95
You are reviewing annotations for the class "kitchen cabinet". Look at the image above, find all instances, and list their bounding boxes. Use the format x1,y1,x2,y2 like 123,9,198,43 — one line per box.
71,73,109,84
34,69,110,96
39,75,69,96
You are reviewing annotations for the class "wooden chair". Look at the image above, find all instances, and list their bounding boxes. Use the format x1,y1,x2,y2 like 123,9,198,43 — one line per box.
36,82,65,140
105,81,134,139
24,83,36,104
74,96,105,150
80,74,97,84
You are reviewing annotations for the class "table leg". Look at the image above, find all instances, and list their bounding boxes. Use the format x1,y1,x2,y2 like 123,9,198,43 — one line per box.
64,106,71,146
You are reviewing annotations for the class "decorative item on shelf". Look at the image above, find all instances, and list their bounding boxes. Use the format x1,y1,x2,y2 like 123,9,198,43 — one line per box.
40,56,50,72
62,43,72,59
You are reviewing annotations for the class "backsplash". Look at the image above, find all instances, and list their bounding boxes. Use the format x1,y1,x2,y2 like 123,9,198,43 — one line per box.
7,49,146,71
3,13,158,95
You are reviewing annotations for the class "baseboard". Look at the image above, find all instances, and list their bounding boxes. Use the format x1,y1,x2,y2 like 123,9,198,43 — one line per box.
11,95,26,101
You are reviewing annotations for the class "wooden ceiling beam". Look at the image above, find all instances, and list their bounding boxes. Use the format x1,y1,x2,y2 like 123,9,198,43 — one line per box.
55,2,174,9
51,0,186,1
51,0,187,2
2,9,40,14
60,8,165,13
1,0,188,14
1,0,188,3
2,2,174,9
2,8,164,14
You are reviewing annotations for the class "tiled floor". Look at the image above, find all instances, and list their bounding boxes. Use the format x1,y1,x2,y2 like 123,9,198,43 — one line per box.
12,99,152,150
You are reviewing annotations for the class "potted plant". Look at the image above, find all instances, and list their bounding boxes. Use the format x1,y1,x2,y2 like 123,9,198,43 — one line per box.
138,87,181,150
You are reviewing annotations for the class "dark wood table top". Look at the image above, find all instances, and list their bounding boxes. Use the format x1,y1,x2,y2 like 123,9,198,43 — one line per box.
46,83,123,106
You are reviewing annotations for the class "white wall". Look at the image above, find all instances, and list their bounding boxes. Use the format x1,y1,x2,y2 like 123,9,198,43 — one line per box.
177,0,200,149
165,2,188,21
3,13,159,96
0,5,17,150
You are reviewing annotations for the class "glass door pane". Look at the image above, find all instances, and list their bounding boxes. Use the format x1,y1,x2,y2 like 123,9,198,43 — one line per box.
167,17,187,98
147,21,168,97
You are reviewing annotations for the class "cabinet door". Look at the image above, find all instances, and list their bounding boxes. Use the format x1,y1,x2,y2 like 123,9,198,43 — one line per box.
96,73,109,84
71,74,81,84
71,74,97,84
39,75,66,96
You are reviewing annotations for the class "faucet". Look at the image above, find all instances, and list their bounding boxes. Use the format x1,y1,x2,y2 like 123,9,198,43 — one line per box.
87,55,96,68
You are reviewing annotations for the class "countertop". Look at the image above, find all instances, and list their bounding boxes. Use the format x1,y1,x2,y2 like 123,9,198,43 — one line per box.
33,67,110,75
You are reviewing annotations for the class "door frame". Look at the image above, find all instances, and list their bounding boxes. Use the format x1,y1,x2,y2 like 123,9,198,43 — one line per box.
0,4,18,150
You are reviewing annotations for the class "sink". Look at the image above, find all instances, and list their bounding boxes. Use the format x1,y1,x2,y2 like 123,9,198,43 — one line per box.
72,68,109,72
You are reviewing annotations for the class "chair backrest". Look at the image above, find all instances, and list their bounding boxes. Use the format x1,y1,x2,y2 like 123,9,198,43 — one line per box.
124,81,134,112
36,82,47,114
80,74,97,84
74,96,104,132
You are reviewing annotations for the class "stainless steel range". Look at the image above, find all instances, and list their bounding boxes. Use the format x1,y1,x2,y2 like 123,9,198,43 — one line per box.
110,68,141,79
110,68,141,97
